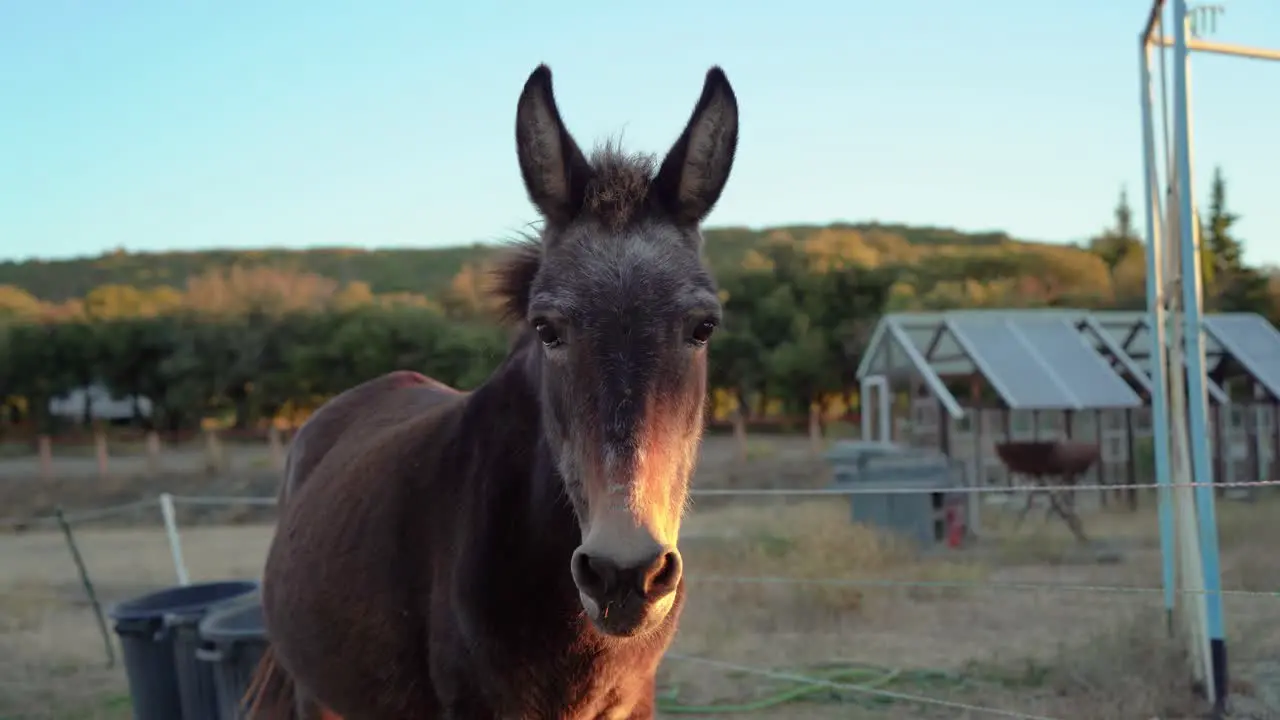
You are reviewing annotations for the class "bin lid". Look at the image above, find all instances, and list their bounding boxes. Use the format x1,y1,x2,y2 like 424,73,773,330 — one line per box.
108,580,258,624
850,473,955,489
824,440,904,464
199,595,266,644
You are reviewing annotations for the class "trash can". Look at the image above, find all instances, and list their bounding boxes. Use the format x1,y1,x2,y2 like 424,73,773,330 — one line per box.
198,594,270,720
109,580,259,720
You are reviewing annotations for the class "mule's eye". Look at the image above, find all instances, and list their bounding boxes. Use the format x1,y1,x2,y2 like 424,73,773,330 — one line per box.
533,320,562,348
689,319,717,346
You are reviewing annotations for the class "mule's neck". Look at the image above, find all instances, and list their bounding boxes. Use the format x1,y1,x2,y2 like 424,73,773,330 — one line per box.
455,334,581,561
447,333,679,718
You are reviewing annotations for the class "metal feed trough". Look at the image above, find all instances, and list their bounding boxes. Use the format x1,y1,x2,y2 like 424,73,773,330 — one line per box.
826,441,973,549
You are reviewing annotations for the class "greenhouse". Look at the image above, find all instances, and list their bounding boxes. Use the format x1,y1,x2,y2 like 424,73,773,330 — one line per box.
856,309,1280,495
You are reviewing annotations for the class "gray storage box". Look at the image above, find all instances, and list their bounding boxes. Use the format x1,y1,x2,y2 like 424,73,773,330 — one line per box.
826,442,969,548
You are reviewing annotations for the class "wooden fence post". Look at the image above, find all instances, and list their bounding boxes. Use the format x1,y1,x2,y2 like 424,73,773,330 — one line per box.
37,435,54,481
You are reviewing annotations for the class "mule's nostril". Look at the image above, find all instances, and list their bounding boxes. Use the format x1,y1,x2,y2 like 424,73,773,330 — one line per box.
642,550,682,600
587,556,620,593
571,550,620,602
573,548,681,606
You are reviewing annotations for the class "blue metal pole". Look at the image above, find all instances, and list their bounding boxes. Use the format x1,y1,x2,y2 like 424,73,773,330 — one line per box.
1170,0,1228,709
1139,38,1178,637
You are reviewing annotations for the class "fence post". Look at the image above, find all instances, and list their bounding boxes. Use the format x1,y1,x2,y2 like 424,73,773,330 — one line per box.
145,429,163,477
37,434,54,481
55,507,115,668
159,493,190,586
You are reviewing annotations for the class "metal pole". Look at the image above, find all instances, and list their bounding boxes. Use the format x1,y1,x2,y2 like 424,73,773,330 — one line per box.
1139,38,1178,637
1170,0,1228,709
55,507,116,668
860,375,890,442
879,378,891,442
1153,35,1280,62
1163,187,1212,692
159,492,190,586
861,377,874,441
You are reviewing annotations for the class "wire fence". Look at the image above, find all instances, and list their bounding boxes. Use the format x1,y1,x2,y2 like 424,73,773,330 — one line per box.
2,478,1278,719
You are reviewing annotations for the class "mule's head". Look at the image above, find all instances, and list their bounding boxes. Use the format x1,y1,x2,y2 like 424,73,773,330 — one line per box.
501,64,737,637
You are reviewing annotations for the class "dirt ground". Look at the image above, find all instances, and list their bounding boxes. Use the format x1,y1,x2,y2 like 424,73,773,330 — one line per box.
2,436,1279,719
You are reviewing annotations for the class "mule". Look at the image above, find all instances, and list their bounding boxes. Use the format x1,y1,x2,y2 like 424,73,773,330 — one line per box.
247,63,739,719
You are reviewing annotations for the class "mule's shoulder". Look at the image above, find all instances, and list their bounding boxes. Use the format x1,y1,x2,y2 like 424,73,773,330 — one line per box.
304,370,462,429
373,369,462,395
382,369,458,393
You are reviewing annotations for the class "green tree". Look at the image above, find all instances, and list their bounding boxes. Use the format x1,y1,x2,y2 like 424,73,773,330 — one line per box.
1203,167,1243,274
157,315,238,430
1089,187,1142,279
51,320,106,425
714,245,893,441
3,322,81,433
98,316,182,429
1201,167,1269,314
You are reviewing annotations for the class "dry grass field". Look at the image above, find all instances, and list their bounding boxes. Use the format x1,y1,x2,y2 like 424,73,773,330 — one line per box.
2,435,1279,719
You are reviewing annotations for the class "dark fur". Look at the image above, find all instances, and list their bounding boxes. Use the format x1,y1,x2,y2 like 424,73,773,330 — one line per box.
250,65,738,719
582,144,658,231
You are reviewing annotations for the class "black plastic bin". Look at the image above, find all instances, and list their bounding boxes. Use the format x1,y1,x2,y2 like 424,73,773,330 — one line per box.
109,580,258,720
197,594,270,720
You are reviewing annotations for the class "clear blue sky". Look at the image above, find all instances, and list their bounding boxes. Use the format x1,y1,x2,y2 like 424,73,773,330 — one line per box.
2,1,1277,265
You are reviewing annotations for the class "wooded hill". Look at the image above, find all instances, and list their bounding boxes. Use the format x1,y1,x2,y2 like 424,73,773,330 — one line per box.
1,180,1275,442
0,222,1114,309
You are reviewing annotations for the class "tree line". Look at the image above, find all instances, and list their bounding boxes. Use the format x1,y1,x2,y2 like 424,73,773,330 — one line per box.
0,243,894,440
1,170,1275,443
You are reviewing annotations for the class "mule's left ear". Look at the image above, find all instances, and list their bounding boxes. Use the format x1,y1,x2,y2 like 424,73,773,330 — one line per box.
515,65,594,227
652,67,739,226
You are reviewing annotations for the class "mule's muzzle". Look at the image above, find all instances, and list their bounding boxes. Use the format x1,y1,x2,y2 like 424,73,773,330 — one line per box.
570,548,682,637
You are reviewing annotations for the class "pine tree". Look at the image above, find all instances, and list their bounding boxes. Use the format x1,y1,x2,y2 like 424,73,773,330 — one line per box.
1115,186,1135,241
1200,166,1269,313
1090,187,1141,276
1204,166,1243,274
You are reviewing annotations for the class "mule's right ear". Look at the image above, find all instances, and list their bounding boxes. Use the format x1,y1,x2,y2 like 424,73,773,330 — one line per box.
652,67,739,226
515,65,593,226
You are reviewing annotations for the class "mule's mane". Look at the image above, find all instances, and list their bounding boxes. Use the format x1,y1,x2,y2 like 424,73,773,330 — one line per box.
584,142,658,232
489,141,659,324
489,234,542,324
